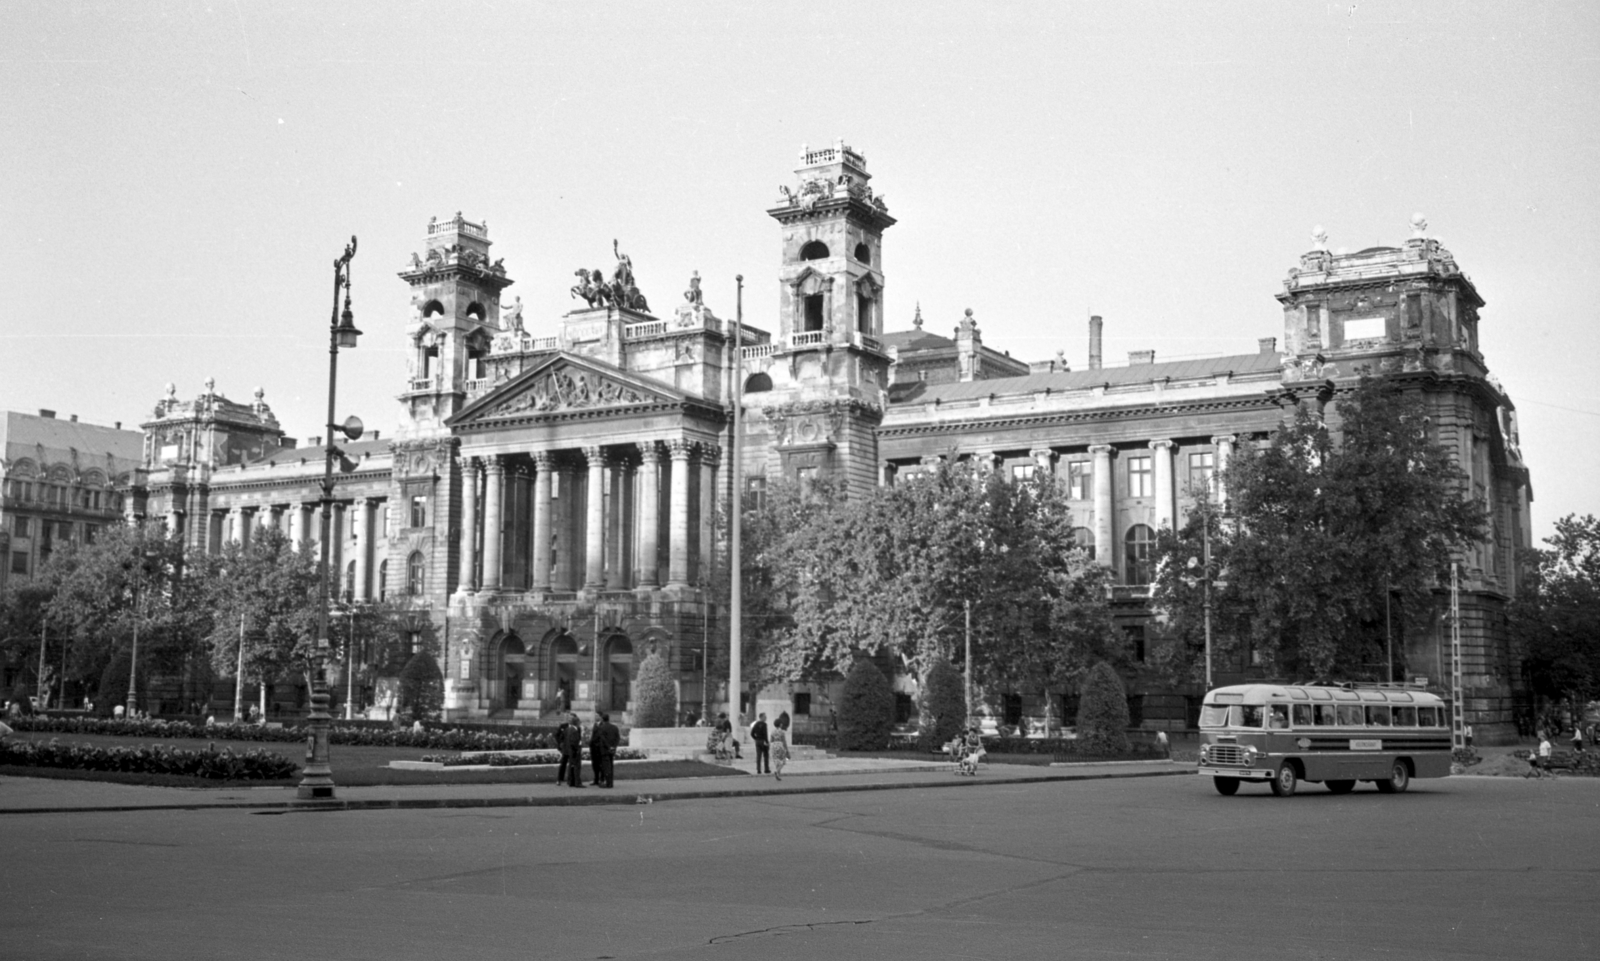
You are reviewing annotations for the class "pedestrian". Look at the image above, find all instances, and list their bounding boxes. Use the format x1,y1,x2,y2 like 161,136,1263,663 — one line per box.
715,712,742,759
555,716,572,786
594,711,620,788
1538,733,1553,770
562,713,585,788
772,711,791,780
589,713,607,786
1156,730,1170,758
113,703,125,720
750,712,770,774
1572,725,1585,754
1465,724,1474,749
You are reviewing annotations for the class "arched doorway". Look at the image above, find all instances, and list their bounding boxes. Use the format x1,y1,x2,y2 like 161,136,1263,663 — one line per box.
499,635,526,711
604,636,633,713
549,633,578,712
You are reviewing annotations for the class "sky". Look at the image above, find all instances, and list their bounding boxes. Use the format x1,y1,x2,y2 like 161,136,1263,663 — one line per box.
3,1,1596,542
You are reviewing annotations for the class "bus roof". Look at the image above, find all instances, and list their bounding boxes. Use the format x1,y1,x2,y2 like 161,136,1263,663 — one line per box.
1203,682,1444,707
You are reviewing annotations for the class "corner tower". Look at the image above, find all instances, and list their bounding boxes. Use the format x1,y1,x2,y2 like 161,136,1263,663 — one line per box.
396,213,516,439
750,139,896,493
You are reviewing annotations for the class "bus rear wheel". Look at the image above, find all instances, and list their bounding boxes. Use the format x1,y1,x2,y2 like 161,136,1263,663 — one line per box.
1269,763,1299,797
1213,777,1240,796
1325,780,1356,794
1376,760,1411,794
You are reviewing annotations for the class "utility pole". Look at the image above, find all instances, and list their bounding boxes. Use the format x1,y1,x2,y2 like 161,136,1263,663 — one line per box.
234,613,246,722
729,274,743,725
964,598,972,719
1450,562,1464,751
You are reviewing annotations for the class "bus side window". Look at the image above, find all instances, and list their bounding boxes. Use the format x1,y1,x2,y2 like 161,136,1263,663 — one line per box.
1241,705,1265,728
1292,704,1313,727
1269,704,1289,729
1418,706,1439,727
1366,705,1391,726
1337,705,1364,726
1315,705,1337,726
1393,706,1417,727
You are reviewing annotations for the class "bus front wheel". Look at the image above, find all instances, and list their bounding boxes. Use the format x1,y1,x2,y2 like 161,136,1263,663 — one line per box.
1270,762,1299,797
1376,760,1411,794
1213,777,1240,796
1325,779,1356,794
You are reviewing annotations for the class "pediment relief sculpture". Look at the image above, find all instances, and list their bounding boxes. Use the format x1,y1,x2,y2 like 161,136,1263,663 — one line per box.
483,367,651,419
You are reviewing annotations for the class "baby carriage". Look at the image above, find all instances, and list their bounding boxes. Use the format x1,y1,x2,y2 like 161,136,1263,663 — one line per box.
952,730,985,776
707,729,734,762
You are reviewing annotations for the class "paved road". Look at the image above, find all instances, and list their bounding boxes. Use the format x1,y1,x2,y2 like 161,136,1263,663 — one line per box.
2,773,1595,960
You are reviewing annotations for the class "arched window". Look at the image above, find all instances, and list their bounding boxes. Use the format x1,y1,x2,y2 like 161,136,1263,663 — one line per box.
800,240,829,261
854,242,871,265
465,301,486,322
743,372,773,393
1072,526,1095,560
421,300,446,318
406,551,425,596
1124,524,1155,586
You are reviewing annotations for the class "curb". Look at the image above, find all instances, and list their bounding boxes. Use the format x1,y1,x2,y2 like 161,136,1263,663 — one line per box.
0,767,1192,816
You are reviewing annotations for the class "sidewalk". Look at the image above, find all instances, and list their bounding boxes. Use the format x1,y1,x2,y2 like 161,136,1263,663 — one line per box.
0,756,1191,815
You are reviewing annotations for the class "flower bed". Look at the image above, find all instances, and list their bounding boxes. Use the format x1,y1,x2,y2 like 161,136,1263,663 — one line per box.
418,747,648,767
795,731,1167,760
9,715,560,753
0,738,297,781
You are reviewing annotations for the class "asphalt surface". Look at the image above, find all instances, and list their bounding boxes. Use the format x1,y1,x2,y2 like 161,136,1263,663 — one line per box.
2,769,1596,960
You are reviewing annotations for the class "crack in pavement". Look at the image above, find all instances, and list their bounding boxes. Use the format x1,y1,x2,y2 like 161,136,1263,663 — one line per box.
708,918,877,943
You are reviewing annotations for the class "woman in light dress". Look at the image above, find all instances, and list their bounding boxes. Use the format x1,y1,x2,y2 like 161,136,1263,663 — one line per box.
771,711,791,780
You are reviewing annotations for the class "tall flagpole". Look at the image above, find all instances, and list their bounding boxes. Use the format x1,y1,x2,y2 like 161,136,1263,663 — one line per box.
729,275,744,724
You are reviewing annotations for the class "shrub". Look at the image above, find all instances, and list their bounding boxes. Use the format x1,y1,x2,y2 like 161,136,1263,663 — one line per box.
1076,661,1130,755
631,650,676,727
0,738,297,780
398,652,444,723
838,658,895,750
918,656,966,751
96,651,147,714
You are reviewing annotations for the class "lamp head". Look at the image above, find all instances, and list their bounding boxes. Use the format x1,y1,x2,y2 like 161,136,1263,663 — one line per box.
340,415,364,442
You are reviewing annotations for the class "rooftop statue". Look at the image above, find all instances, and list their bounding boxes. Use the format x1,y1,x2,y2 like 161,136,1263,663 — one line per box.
609,239,650,312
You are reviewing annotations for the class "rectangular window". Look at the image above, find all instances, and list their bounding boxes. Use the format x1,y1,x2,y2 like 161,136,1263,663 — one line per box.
12,515,28,537
744,476,767,512
793,692,812,716
1188,452,1214,492
1393,706,1417,727
1336,705,1364,726
1292,704,1314,727
1124,624,1146,662
1010,463,1035,482
796,466,818,493
1314,704,1337,727
84,524,97,544
409,495,428,529
10,551,27,574
1365,705,1391,727
1067,461,1091,500
1127,456,1153,497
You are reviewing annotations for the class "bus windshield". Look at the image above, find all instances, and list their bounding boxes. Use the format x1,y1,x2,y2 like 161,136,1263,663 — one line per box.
1200,704,1264,728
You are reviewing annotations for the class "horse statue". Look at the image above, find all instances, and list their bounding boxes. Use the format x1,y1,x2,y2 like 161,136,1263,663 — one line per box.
570,268,611,308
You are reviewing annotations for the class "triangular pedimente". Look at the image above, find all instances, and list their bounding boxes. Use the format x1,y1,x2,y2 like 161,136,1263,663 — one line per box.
449,353,688,427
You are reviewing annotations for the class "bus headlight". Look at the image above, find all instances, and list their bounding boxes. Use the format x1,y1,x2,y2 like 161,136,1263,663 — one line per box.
1244,746,1258,768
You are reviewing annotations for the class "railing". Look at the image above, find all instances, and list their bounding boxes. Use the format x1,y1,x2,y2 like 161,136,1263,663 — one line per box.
530,336,558,351
790,330,826,348
624,320,668,339
857,333,883,353
428,213,486,239
408,375,438,392
741,344,775,360
465,377,491,394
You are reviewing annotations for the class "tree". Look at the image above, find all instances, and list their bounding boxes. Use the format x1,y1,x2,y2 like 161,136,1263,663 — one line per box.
397,650,444,723
631,649,677,727
1076,661,1131,755
1150,373,1487,682
1511,514,1600,715
838,657,895,750
185,529,320,703
917,655,966,750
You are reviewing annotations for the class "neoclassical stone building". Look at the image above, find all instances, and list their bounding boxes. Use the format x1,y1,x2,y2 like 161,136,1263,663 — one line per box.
124,141,1534,741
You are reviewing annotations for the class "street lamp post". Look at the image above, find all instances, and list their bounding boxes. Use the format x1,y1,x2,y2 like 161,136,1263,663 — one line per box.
1185,486,1227,693
125,548,159,718
299,236,361,802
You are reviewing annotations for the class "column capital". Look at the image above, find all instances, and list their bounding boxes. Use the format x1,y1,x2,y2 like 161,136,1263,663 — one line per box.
1210,434,1237,446
697,442,722,467
969,450,997,471
920,454,945,467
1029,447,1057,466
353,496,372,507
461,454,480,471
637,440,661,464
666,439,693,461
1088,444,1114,456
1147,439,1174,451
483,455,505,476
581,445,609,466
532,450,557,471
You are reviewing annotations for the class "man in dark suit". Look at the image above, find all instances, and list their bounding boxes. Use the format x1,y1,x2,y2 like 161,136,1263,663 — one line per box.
562,713,585,788
750,713,770,773
588,712,607,786
554,717,571,787
593,712,621,788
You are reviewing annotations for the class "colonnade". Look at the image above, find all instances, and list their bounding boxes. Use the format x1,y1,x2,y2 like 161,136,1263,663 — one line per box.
169,497,387,602
456,440,721,596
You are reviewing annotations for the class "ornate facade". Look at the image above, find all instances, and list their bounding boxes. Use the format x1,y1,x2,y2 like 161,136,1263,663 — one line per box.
122,145,1533,742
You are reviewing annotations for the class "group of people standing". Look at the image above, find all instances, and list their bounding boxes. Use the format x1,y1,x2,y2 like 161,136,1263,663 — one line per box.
748,711,791,780
554,712,620,789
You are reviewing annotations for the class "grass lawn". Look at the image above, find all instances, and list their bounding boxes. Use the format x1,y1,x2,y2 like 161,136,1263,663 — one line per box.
0,731,744,789
831,749,1162,766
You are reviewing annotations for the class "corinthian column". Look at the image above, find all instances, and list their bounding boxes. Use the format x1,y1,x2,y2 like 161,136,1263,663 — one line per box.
481,457,504,592
636,442,660,588
699,444,720,585
457,457,479,593
354,497,372,602
1090,444,1113,568
1211,435,1236,507
532,452,554,591
1150,439,1175,530
666,439,692,587
606,458,626,590
583,446,607,591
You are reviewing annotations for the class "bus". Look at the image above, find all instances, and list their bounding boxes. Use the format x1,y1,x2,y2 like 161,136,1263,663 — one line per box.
1196,682,1453,796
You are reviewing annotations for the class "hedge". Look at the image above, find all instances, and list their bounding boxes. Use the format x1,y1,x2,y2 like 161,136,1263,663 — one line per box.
631,651,676,728
795,731,1166,760
420,747,650,767
0,738,297,780
917,657,967,752
838,658,895,750
1076,662,1131,755
6,715,564,752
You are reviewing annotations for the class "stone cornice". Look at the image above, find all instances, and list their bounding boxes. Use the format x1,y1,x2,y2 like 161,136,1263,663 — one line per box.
877,394,1280,439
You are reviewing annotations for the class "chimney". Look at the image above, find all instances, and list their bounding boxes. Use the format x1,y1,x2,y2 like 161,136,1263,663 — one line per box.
307,436,322,448
38,409,55,419
1088,315,1103,370
114,421,122,429
279,437,299,450
1129,350,1156,365
1258,336,1278,354
70,414,78,422
370,429,380,441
